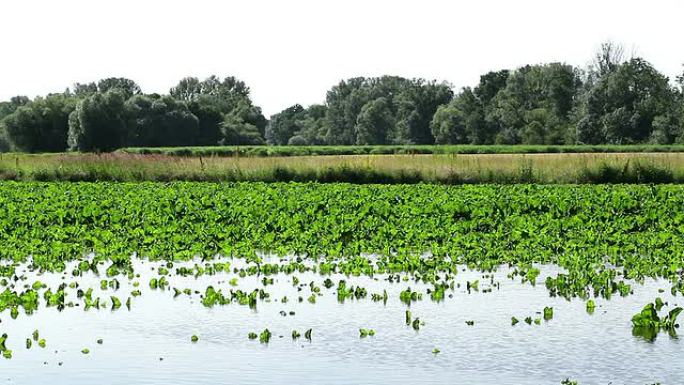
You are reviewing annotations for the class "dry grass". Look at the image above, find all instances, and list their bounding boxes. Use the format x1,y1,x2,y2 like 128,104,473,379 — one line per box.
1,152,683,183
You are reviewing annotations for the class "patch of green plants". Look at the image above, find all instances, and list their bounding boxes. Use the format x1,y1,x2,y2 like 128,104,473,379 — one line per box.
631,299,682,341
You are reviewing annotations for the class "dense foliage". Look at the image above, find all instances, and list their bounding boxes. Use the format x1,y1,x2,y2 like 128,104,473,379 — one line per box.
1,44,683,152
122,143,684,157
1,182,684,291
0,182,682,369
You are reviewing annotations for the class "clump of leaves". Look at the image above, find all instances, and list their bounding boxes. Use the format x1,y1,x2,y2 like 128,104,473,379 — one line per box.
0,333,7,352
359,328,375,338
631,299,682,341
399,287,422,304
259,329,272,343
586,300,596,314
191,335,199,343
543,307,554,321
110,296,121,310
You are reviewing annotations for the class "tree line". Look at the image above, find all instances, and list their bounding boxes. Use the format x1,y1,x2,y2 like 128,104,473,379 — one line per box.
1,43,683,152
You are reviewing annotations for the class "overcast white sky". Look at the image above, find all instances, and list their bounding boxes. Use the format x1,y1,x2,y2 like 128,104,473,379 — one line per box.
1,0,682,115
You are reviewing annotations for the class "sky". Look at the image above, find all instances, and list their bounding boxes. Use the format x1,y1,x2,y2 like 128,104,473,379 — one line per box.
1,0,683,116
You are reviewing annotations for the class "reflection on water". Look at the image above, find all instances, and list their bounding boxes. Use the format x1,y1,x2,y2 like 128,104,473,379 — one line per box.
0,258,680,385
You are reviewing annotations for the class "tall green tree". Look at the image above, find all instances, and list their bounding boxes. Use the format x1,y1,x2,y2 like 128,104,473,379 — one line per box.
2,94,76,152
68,90,127,152
73,78,141,99
170,75,265,144
394,80,453,144
125,95,199,147
355,97,394,145
219,99,266,145
325,76,452,145
266,104,306,145
430,88,489,144
186,95,225,146
486,63,580,144
577,58,677,144
296,104,328,145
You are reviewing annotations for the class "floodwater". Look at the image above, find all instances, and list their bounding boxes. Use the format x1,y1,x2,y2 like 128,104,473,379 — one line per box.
0,258,681,385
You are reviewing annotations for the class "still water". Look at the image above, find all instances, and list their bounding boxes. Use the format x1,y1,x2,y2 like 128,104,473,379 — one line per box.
0,258,681,385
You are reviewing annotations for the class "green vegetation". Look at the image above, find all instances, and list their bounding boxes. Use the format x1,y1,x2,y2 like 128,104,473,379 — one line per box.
120,144,684,157
0,182,683,291
1,44,683,153
5,152,684,184
0,180,679,385
631,299,682,341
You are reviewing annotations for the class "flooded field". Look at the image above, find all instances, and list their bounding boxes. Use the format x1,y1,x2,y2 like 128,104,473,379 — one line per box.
1,258,680,385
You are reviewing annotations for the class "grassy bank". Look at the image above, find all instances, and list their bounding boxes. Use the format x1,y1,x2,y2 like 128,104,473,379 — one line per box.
119,144,684,157
2,152,684,183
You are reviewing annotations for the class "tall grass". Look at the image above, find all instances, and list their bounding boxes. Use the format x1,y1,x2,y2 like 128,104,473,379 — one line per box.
2,152,684,184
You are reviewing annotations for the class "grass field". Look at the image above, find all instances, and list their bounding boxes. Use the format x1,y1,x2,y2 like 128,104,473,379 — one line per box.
2,151,684,183
120,144,684,157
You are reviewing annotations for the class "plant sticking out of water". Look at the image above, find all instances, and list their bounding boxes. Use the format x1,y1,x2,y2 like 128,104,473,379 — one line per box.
400,287,422,305
543,307,554,321
586,300,596,314
359,329,375,338
0,333,7,353
259,329,272,343
466,280,479,292
111,296,121,310
631,298,682,341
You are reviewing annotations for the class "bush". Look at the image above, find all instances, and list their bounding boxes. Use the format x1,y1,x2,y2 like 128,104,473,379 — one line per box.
287,135,308,146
